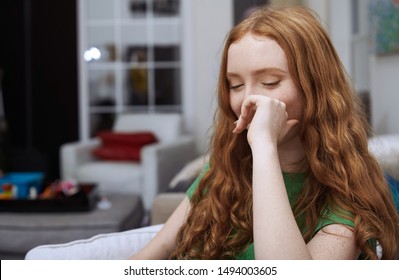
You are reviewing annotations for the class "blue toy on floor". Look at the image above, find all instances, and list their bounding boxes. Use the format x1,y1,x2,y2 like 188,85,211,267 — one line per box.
385,174,399,212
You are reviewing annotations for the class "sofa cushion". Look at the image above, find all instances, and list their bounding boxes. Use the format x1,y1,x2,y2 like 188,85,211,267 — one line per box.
97,131,157,146
113,113,181,143
168,154,209,190
92,145,141,161
151,193,186,225
368,134,399,180
92,131,157,161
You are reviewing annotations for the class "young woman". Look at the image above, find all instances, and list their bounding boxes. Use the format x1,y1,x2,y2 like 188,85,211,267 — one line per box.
131,6,399,260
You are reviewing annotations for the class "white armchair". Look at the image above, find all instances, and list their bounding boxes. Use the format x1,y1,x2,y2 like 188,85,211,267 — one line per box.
60,113,197,210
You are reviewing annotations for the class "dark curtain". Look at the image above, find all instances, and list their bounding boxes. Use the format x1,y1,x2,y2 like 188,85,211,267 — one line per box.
0,0,78,180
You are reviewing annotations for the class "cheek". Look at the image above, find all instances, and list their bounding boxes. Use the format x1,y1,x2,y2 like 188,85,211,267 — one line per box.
272,85,302,120
287,102,303,120
284,94,303,120
229,94,242,118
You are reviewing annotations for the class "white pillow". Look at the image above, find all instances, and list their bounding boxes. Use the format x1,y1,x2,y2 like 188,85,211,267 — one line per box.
169,154,209,189
25,224,163,260
368,134,399,180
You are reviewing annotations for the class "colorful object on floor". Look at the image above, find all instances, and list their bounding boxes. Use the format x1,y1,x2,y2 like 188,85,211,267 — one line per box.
39,179,79,200
385,173,399,212
0,183,16,199
0,172,44,199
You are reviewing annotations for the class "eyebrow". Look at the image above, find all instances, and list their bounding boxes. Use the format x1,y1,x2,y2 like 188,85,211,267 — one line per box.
226,67,288,78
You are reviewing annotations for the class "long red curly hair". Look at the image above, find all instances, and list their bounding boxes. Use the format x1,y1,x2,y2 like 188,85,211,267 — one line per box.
170,6,399,259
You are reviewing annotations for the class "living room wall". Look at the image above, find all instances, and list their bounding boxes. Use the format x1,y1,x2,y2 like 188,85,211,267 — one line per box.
183,0,233,154
305,0,399,137
370,54,399,135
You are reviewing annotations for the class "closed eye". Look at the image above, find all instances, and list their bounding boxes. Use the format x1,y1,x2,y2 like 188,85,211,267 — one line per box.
229,84,244,90
262,81,280,87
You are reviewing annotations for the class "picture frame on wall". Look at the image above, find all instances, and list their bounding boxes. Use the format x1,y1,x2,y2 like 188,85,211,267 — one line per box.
369,0,399,55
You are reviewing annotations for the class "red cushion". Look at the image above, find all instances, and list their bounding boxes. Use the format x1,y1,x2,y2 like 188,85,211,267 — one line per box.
92,131,158,161
97,131,158,146
92,146,141,161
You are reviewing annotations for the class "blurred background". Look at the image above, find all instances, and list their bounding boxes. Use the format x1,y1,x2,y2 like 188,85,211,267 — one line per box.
0,0,398,181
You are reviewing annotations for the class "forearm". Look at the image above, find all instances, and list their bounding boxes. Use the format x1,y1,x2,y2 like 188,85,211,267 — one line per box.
252,144,311,259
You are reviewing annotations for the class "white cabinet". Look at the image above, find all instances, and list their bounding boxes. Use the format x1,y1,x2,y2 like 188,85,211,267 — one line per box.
77,0,186,139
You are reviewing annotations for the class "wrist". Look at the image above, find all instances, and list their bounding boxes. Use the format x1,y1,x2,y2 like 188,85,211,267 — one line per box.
250,141,279,161
249,137,277,151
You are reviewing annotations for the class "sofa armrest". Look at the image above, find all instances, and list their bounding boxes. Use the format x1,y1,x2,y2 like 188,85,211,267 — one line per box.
140,135,197,210
151,193,186,225
25,224,163,260
60,139,100,180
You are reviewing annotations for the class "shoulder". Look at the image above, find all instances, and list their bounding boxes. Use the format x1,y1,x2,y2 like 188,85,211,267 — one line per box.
308,224,360,259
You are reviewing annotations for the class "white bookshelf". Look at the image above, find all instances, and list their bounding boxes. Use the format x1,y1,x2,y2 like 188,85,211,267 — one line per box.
77,0,186,139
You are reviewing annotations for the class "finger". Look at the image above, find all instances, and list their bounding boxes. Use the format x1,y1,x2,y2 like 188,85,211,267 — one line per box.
285,119,300,133
233,114,252,134
233,96,286,134
240,96,258,119
233,102,257,134
287,119,300,127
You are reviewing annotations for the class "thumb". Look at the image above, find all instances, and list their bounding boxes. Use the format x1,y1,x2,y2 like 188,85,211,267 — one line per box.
286,119,300,129
278,119,300,143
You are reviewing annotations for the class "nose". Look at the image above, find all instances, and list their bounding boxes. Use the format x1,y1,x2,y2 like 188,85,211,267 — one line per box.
244,84,261,98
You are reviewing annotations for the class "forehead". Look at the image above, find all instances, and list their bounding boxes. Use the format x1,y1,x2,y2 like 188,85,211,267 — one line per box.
227,34,288,73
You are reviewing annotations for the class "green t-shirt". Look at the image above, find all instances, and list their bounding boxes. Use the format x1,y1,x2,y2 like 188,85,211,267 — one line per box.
186,164,355,260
